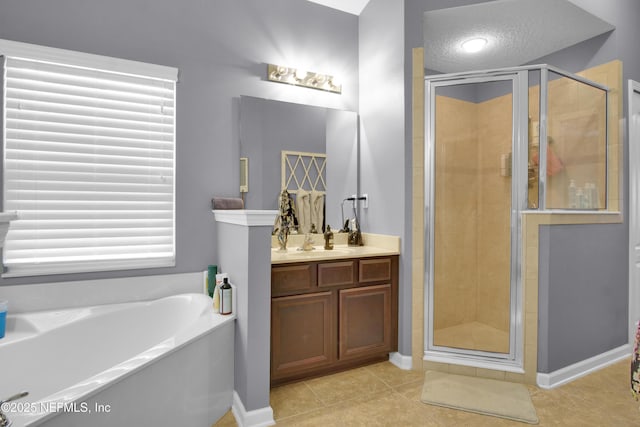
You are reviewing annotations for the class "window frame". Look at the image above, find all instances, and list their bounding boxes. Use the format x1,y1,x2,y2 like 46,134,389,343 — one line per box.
0,39,178,277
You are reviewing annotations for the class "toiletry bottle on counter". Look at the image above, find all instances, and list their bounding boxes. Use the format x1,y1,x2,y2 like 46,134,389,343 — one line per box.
568,179,577,208
576,188,585,209
214,272,228,313
207,265,217,298
0,300,7,339
213,287,221,313
324,225,334,250
220,278,232,315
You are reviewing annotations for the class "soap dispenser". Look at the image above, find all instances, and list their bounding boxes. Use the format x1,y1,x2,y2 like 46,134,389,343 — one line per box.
324,225,334,250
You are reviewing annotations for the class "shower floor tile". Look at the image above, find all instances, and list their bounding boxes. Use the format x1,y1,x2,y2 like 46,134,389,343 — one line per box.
433,321,509,353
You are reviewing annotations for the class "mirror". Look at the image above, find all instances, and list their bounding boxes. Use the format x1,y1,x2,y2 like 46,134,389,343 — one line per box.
239,96,358,231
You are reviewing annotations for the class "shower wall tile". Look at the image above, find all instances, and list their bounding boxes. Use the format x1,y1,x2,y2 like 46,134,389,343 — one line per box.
476,367,506,381
432,95,479,330
476,94,512,333
411,47,425,371
448,364,476,377
423,360,448,373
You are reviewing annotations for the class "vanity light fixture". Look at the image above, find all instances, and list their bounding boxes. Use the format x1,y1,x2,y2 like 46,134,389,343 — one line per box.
267,64,342,94
461,37,488,53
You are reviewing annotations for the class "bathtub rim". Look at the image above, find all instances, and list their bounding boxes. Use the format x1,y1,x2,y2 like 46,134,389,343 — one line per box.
8,293,234,427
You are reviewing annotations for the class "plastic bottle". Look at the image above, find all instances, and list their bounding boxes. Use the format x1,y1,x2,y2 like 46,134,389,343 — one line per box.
214,272,227,314
207,265,217,298
213,287,221,313
0,300,7,339
584,183,593,209
592,183,600,209
576,188,585,209
568,179,577,209
220,278,232,315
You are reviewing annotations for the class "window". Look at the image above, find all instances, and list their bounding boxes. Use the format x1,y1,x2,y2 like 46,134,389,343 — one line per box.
1,40,177,277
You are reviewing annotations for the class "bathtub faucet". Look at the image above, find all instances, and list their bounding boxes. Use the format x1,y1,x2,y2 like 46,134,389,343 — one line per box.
0,391,28,427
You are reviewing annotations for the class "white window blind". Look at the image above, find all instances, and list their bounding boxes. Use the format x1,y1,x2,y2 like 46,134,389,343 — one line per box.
2,54,177,277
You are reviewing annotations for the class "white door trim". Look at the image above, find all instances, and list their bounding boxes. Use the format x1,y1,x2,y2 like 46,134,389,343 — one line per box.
628,80,640,345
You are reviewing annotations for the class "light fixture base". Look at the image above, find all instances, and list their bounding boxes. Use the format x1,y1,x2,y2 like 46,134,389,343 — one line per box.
267,64,342,94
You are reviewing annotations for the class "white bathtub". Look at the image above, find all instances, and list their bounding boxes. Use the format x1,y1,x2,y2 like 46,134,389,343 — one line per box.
0,293,234,427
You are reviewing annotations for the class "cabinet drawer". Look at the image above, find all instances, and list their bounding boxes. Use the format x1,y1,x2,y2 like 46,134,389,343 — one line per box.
272,264,316,296
358,258,391,283
318,261,356,288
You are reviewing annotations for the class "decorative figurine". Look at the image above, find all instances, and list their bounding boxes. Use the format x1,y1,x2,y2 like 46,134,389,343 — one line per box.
274,189,298,251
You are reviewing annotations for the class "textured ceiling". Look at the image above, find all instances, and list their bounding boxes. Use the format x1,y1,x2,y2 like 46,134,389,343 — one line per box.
306,0,370,15
424,0,615,73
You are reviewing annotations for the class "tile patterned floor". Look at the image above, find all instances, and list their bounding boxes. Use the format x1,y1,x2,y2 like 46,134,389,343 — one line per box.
214,359,640,426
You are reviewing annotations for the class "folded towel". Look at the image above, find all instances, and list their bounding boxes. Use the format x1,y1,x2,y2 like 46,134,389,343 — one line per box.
310,191,324,233
296,190,311,234
212,197,244,210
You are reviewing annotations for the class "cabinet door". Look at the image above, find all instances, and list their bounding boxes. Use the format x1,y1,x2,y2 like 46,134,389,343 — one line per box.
271,292,334,380
338,284,391,360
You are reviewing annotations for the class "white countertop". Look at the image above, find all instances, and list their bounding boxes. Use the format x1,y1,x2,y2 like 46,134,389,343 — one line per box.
271,233,400,264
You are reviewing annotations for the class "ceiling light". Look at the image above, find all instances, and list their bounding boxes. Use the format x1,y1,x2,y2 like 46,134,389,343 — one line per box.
461,37,488,53
267,64,342,94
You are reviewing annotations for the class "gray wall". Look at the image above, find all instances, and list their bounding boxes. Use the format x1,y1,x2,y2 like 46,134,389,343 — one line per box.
402,0,639,372
325,109,359,229
0,0,358,286
537,224,628,372
359,0,409,355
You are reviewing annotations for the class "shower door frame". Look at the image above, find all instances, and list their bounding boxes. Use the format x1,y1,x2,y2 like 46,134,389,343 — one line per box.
424,69,529,372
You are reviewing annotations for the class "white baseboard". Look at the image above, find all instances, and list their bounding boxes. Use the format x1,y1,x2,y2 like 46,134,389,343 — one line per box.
389,352,413,370
232,391,275,427
536,344,631,389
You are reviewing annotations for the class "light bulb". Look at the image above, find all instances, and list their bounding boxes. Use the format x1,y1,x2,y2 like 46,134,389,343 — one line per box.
461,37,488,53
294,69,308,81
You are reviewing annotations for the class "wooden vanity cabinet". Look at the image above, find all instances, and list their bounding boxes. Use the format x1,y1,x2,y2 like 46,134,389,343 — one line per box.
271,256,398,385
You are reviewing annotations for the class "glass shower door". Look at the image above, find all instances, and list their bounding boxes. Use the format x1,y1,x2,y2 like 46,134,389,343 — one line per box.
427,76,517,357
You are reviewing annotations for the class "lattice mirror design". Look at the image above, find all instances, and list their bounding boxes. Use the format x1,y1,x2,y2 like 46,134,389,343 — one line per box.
281,151,327,195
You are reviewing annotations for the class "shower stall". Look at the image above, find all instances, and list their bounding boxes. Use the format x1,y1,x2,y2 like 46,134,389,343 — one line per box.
424,65,608,370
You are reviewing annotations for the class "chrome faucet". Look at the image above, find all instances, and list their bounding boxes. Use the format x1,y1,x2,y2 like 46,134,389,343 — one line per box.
0,391,28,427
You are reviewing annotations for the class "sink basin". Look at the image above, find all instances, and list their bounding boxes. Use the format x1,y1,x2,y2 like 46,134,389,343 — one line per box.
273,246,354,254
